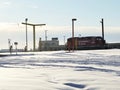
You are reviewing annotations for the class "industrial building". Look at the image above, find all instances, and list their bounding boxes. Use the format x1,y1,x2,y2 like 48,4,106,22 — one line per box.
38,37,60,51
107,43,120,49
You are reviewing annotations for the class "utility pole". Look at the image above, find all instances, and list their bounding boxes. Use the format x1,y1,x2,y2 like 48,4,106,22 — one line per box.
22,22,46,51
44,30,48,51
72,18,77,51
8,39,12,54
64,36,65,45
22,18,28,51
45,30,48,41
39,37,42,51
25,18,28,51
100,18,104,40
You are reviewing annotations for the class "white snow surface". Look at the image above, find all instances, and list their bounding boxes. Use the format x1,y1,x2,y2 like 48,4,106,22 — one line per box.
0,49,120,90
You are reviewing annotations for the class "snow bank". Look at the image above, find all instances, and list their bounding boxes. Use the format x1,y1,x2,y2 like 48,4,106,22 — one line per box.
0,49,120,90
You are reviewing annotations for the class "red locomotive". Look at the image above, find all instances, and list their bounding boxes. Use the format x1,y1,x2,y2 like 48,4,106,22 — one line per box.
67,36,106,50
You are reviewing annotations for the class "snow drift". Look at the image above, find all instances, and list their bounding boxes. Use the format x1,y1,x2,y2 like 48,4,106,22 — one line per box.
0,49,120,90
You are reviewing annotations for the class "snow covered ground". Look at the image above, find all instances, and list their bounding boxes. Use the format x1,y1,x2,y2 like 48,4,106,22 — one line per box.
0,49,120,90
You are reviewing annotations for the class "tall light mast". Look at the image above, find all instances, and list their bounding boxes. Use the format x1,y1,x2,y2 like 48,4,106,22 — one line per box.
25,18,28,51
45,30,48,41
100,18,104,40
72,18,77,51
22,22,46,51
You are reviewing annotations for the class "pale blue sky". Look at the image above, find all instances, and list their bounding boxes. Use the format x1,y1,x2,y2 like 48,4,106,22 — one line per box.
0,0,120,49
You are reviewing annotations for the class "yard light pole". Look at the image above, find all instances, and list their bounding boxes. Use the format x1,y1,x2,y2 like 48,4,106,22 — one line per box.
25,18,28,51
23,18,28,51
72,18,77,51
45,30,48,51
45,30,48,41
64,36,66,45
100,18,104,40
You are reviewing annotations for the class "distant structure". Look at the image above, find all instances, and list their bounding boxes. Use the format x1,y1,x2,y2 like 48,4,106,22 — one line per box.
67,36,106,50
38,37,60,51
107,43,120,49
66,18,108,50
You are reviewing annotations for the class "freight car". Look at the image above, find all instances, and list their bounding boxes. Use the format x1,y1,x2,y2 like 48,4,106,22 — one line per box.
67,36,106,50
